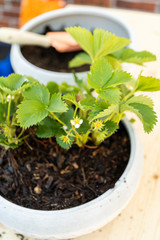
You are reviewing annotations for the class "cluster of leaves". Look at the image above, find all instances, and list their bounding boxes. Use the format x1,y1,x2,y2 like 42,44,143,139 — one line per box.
66,27,156,69
0,27,160,150
0,74,37,148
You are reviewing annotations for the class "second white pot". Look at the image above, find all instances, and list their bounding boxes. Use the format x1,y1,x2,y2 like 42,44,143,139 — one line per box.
10,6,136,85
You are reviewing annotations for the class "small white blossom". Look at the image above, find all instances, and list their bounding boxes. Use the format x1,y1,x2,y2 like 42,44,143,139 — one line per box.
70,118,83,129
6,95,11,102
62,125,68,130
6,95,14,102
70,120,74,125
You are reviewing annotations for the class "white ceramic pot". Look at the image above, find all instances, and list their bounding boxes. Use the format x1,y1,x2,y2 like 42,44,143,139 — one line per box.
10,6,136,85
0,120,143,240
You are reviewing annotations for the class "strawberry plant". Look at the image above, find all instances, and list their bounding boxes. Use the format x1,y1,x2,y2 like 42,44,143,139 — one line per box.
0,27,160,150
66,27,156,69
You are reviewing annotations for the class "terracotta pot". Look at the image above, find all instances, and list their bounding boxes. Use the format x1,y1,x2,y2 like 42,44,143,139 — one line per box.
10,6,136,85
0,120,143,240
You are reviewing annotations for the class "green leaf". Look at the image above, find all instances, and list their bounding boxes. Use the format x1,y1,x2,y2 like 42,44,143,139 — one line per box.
0,135,7,148
90,104,118,122
72,72,84,89
118,85,131,100
112,48,156,65
66,27,94,59
104,70,132,88
23,84,50,105
63,94,78,107
47,93,68,113
24,76,39,83
0,135,21,149
121,95,157,133
104,120,118,137
93,28,108,56
66,27,130,61
59,82,80,94
87,58,113,89
130,103,156,133
60,107,74,129
17,100,48,128
36,117,62,138
0,74,28,94
135,75,160,92
94,29,130,58
56,134,74,150
124,95,154,107
105,56,122,70
88,101,110,122
0,103,7,124
77,118,90,134
98,87,121,104
46,82,59,95
69,52,91,68
78,97,95,111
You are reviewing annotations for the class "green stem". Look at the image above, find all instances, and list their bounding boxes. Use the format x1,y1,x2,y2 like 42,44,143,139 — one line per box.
50,112,67,126
104,112,115,123
73,128,82,140
18,128,25,139
7,97,12,126
19,134,31,142
65,128,73,137
122,90,135,102
95,94,99,102
74,106,78,118
0,93,4,104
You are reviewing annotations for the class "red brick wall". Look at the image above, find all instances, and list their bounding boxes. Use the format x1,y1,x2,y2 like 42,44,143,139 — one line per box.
73,0,113,7
0,0,160,28
0,0,20,27
73,0,160,12
117,0,159,12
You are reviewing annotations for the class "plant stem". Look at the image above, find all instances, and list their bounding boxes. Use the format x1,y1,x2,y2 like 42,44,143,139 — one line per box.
19,134,31,142
50,112,67,126
122,90,134,102
18,128,24,139
0,93,4,103
7,97,12,126
73,128,81,138
74,106,78,118
104,112,114,123
96,95,99,102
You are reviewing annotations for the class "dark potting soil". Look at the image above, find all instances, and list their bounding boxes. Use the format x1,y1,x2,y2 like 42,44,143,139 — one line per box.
21,46,90,73
0,123,130,210
20,26,90,73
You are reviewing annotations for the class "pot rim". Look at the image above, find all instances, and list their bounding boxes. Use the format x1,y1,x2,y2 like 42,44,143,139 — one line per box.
0,119,138,214
10,6,136,77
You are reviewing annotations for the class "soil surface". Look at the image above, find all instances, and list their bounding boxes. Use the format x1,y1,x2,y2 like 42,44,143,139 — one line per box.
21,46,90,73
0,123,130,210
20,26,90,73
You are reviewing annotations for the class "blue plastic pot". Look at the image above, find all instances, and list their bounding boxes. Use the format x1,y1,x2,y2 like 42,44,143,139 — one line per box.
0,43,13,77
